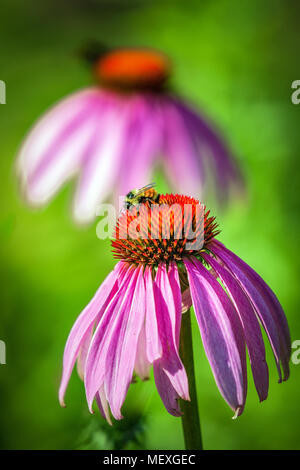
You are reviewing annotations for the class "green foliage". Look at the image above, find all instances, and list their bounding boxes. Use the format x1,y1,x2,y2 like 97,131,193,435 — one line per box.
76,412,147,450
0,0,300,450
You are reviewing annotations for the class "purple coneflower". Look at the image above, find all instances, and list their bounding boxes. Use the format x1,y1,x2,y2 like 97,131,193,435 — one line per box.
17,47,241,224
59,192,290,425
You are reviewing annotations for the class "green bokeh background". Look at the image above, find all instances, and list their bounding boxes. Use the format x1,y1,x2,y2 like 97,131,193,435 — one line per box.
0,0,300,450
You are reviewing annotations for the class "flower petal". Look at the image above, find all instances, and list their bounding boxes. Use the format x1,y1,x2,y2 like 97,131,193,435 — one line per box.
161,99,205,200
153,263,189,403
117,96,161,199
73,100,131,224
202,252,269,402
76,328,93,381
173,98,243,201
184,257,247,416
153,361,182,417
167,261,183,346
105,266,146,419
211,240,290,381
181,287,193,314
58,261,125,406
84,266,139,414
144,266,162,363
134,324,151,380
17,89,99,175
17,88,106,206
95,385,112,425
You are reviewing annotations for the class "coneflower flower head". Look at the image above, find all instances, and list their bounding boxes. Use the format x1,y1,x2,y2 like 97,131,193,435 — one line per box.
59,192,290,422
17,46,242,224
112,193,219,265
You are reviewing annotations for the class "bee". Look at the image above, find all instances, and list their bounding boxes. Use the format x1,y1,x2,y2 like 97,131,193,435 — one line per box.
124,183,160,209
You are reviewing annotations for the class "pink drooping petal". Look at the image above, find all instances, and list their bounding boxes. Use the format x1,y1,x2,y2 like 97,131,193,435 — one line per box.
167,261,183,346
77,328,93,381
17,88,100,175
173,97,243,201
161,99,205,200
84,266,139,414
203,252,269,402
211,240,290,381
58,261,126,406
153,263,189,403
72,99,131,223
153,361,182,417
117,95,162,200
17,88,107,206
76,260,131,382
25,111,101,205
96,385,112,425
105,266,146,419
181,288,193,313
134,324,151,380
144,266,162,363
184,257,247,417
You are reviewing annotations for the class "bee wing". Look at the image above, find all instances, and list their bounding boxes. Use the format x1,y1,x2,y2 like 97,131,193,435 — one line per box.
134,183,156,197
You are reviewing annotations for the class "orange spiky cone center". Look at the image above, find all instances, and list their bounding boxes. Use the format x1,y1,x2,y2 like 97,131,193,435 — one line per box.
111,194,220,266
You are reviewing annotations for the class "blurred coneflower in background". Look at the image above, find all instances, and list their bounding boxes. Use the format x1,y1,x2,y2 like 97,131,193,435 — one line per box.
16,45,243,224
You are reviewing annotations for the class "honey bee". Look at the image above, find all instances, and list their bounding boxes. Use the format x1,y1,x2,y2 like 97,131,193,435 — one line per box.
124,183,160,209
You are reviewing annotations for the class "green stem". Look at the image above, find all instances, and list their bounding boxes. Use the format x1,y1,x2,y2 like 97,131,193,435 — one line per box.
179,308,203,450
